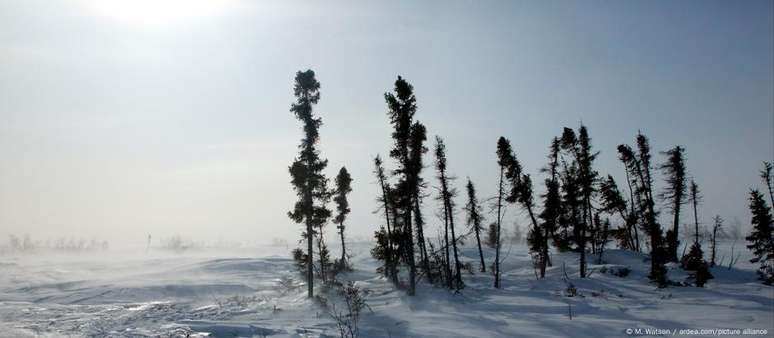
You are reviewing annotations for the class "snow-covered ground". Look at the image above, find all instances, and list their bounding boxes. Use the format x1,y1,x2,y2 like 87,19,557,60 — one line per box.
0,240,772,337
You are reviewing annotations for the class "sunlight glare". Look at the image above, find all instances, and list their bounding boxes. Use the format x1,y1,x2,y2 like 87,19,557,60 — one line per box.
91,0,234,26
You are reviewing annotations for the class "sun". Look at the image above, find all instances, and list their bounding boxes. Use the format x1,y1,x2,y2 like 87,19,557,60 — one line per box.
90,0,233,26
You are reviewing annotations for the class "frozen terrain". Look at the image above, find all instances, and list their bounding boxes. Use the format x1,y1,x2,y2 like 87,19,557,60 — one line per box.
0,241,772,338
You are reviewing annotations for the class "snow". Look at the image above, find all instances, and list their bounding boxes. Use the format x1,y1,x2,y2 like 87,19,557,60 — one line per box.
1,241,772,337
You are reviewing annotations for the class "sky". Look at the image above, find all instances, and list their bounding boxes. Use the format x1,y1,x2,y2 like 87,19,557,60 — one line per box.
0,0,772,248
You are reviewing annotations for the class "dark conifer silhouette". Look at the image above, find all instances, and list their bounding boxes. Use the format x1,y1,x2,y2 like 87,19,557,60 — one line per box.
559,126,598,278
408,123,432,283
599,175,636,250
465,178,487,272
287,70,331,298
434,136,463,289
494,137,515,288
681,180,712,286
745,189,774,284
334,167,353,266
659,146,688,262
539,138,562,256
500,144,546,278
618,132,667,287
384,76,424,295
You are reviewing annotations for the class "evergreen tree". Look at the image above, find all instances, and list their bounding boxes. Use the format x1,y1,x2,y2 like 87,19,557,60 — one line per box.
745,190,774,284
494,137,515,288
434,136,463,289
558,160,582,254
618,132,667,287
384,76,423,295
681,180,712,286
599,175,636,250
333,167,353,266
659,146,687,262
559,126,598,277
465,178,487,272
409,123,432,283
540,138,563,252
287,70,331,298
513,173,548,277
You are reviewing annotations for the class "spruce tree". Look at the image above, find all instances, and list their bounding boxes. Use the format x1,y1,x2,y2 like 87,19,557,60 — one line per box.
681,180,712,286
409,123,432,283
559,126,598,278
659,146,688,262
499,143,546,277
384,76,422,295
618,133,667,287
540,138,563,252
333,167,353,266
599,175,636,250
745,190,774,284
287,70,331,298
515,174,548,277
465,178,487,272
494,137,515,288
434,136,463,289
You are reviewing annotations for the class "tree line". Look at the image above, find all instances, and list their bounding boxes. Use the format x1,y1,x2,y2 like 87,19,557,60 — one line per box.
286,70,774,298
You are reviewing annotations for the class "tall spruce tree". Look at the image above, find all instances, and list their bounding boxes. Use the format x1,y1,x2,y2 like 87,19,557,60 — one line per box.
494,137,515,288
659,146,688,262
333,167,353,265
618,132,667,286
287,70,331,298
384,76,423,295
559,126,598,278
465,178,486,272
409,123,432,283
502,145,546,278
540,138,563,252
745,190,774,284
434,136,463,289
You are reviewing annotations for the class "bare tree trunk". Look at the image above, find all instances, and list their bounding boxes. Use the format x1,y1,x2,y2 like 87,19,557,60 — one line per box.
443,204,452,288
339,221,347,263
306,218,314,298
494,167,504,288
446,197,462,288
475,227,486,272
404,197,416,296
692,198,699,245
414,198,433,283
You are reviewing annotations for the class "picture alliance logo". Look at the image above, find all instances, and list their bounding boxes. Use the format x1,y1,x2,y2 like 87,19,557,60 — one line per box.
625,328,770,336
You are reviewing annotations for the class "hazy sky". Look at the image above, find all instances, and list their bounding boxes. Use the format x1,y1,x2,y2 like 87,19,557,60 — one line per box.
1,0,772,247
